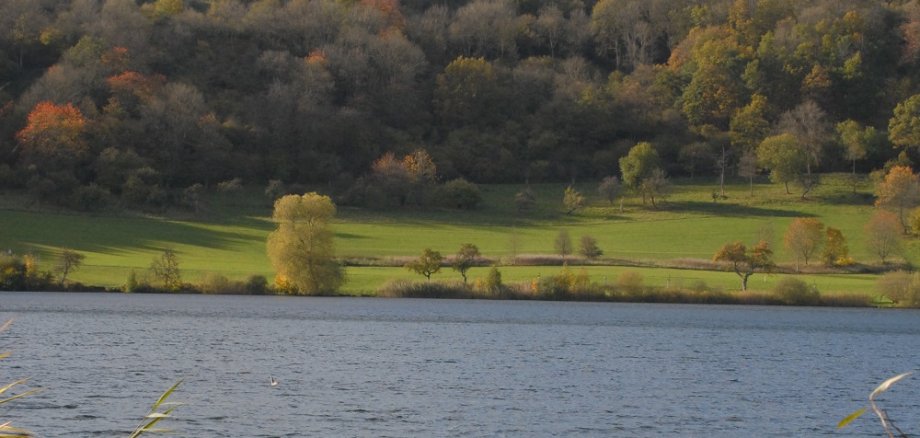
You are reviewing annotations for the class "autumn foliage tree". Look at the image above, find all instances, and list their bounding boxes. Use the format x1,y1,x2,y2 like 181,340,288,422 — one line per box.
875,165,920,233
267,193,344,295
783,218,825,271
865,211,903,264
822,227,849,267
713,240,774,291
16,101,88,175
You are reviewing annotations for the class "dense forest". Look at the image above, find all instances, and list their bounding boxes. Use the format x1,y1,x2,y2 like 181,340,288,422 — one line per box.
2,0,920,209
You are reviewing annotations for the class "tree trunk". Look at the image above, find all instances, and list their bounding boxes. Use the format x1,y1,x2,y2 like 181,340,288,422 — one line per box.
749,176,753,197
719,145,726,197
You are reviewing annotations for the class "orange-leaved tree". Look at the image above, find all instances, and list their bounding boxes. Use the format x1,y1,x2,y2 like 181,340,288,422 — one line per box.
875,165,920,233
16,101,88,169
713,240,774,291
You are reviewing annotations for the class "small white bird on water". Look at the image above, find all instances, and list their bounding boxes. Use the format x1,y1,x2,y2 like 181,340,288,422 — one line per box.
270,376,279,387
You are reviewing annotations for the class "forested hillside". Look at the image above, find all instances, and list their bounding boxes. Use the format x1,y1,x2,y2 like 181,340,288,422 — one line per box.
1,0,919,209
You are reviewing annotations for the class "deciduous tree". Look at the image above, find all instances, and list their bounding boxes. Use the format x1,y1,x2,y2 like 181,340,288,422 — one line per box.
776,100,829,177
737,149,758,197
639,168,669,209
451,243,480,284
875,165,920,233
56,248,85,286
406,248,442,281
562,186,584,214
619,142,660,190
713,240,774,291
15,101,88,172
554,229,572,261
865,211,903,264
783,218,824,271
579,235,603,260
150,248,181,291
889,94,920,151
266,193,344,295
757,133,808,196
836,120,870,176
597,176,621,208
821,227,849,267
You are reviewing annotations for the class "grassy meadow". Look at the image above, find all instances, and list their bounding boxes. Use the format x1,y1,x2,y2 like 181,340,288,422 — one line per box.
1,174,915,295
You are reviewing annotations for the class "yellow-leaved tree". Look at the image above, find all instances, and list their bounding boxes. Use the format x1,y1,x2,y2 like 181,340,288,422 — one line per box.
267,193,344,295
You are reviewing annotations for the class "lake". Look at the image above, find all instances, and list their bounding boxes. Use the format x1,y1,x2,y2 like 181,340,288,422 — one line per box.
1,292,918,437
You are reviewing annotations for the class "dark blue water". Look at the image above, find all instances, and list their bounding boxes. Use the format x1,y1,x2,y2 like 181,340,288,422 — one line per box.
1,292,918,437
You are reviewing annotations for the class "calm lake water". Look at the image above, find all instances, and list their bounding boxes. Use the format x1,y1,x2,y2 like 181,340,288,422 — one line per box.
1,292,918,437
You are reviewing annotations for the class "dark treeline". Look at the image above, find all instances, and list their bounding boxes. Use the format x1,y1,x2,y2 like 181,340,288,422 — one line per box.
1,0,920,209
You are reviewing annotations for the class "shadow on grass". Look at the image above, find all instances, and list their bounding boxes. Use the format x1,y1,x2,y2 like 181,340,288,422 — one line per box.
817,192,875,206
336,232,368,239
666,201,815,218
1,209,262,256
337,205,563,228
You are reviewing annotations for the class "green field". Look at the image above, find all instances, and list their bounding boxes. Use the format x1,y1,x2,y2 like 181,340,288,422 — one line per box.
1,175,916,295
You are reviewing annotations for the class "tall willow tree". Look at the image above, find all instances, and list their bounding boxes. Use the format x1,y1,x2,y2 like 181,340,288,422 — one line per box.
267,193,344,295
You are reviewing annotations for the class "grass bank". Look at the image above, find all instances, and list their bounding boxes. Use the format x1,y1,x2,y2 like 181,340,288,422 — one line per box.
0,174,915,298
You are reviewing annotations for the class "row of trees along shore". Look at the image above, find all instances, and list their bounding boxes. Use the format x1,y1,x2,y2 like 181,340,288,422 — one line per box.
7,1,920,208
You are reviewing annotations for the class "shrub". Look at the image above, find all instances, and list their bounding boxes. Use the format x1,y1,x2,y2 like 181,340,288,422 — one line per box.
910,206,920,236
514,188,536,212
579,235,603,259
774,277,820,305
246,275,269,295
199,272,232,294
688,279,710,293
216,177,243,193
439,178,482,209
875,271,919,306
563,186,584,214
0,255,28,290
484,266,503,295
125,270,138,293
377,280,471,298
0,254,53,291
617,271,644,296
538,266,596,299
69,183,111,211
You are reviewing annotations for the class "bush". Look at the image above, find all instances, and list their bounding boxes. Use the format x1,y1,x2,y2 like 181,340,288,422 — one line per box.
69,184,111,211
537,266,596,299
774,277,820,305
910,207,920,236
484,266,503,295
124,270,139,293
439,178,481,209
514,188,536,212
579,235,603,259
199,272,232,294
216,177,243,193
246,275,269,295
875,271,919,307
0,255,28,290
617,271,644,296
0,254,53,291
376,280,471,298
